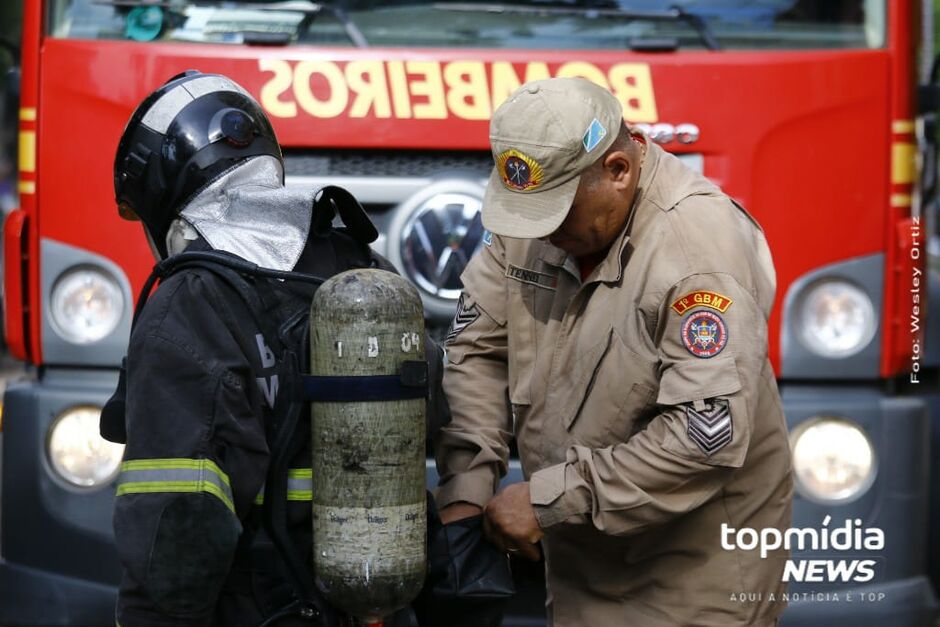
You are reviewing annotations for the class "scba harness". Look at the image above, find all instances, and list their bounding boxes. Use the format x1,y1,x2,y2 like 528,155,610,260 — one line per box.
102,198,429,627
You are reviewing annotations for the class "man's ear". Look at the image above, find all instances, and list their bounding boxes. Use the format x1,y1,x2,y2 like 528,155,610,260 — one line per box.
603,150,632,186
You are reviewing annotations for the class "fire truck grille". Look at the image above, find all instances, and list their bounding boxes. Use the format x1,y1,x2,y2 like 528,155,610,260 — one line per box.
283,149,494,178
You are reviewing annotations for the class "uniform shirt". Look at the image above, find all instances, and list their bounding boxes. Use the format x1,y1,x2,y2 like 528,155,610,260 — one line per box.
437,143,793,627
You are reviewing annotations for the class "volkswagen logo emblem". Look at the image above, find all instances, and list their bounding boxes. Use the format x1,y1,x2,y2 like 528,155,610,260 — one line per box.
387,180,486,320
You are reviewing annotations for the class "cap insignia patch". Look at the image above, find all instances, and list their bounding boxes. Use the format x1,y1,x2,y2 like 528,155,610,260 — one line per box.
497,149,544,192
582,118,607,152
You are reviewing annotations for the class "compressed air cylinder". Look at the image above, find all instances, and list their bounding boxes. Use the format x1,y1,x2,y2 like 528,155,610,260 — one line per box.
309,269,427,621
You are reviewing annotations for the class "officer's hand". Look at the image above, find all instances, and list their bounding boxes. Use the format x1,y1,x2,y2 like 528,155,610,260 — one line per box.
483,482,543,562
439,502,483,524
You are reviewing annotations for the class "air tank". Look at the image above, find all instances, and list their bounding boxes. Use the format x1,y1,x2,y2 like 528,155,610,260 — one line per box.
309,268,427,622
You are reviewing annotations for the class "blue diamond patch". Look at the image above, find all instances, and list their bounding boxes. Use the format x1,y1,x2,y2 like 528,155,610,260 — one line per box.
582,118,608,152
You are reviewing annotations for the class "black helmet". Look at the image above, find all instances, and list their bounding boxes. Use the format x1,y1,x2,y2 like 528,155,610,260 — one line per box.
114,70,282,258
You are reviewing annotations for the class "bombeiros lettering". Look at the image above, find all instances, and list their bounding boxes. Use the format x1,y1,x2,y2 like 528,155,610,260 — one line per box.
259,59,659,123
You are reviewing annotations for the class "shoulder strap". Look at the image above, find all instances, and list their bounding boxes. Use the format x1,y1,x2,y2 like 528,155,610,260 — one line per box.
139,250,327,336
311,186,378,245
261,348,341,625
102,250,302,444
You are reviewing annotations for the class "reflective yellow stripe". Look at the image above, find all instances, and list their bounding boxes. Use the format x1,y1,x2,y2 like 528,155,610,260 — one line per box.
121,458,231,487
891,194,913,207
254,491,314,503
19,108,36,122
18,131,35,173
116,481,235,513
117,458,235,513
287,467,312,501
892,119,914,134
18,180,35,195
254,468,313,504
891,142,915,185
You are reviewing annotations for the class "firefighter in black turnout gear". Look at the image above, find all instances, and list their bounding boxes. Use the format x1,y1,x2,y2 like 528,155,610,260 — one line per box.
104,71,452,626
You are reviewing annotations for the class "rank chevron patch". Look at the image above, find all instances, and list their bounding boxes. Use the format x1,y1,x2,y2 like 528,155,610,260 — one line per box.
444,294,480,345
686,399,732,455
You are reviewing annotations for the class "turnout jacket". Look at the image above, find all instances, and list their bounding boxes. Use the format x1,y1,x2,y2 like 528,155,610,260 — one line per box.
437,143,793,626
113,233,434,627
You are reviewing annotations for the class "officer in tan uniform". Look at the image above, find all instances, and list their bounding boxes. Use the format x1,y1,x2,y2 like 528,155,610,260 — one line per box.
434,77,793,626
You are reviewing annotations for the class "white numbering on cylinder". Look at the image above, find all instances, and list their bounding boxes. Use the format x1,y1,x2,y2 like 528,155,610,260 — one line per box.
368,337,379,358
401,332,421,353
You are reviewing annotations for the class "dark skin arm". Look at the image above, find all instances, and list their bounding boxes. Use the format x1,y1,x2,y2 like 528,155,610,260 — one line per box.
439,483,543,562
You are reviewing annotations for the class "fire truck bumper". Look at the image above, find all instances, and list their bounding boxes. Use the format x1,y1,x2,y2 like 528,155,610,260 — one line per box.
0,370,121,626
780,385,938,626
780,576,937,626
0,560,117,626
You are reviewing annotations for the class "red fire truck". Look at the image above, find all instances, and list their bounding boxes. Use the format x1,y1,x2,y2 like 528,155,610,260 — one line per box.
1,0,938,625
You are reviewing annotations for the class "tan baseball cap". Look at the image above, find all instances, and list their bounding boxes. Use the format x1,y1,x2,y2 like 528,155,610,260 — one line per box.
482,77,624,239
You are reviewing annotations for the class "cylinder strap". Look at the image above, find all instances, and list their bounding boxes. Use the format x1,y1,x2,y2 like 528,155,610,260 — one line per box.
302,361,428,403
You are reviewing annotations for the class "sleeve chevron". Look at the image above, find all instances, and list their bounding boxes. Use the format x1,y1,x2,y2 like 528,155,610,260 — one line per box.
685,399,732,455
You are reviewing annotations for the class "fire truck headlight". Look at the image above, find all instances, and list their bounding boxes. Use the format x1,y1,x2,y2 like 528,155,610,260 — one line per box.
50,267,125,344
797,280,876,358
790,417,876,503
47,406,124,488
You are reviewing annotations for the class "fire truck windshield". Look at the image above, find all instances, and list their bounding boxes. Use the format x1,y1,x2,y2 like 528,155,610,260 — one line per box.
48,0,885,50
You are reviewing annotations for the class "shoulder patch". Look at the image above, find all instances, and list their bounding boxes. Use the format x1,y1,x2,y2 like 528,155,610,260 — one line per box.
687,398,732,455
681,310,728,358
444,294,480,345
670,290,733,315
